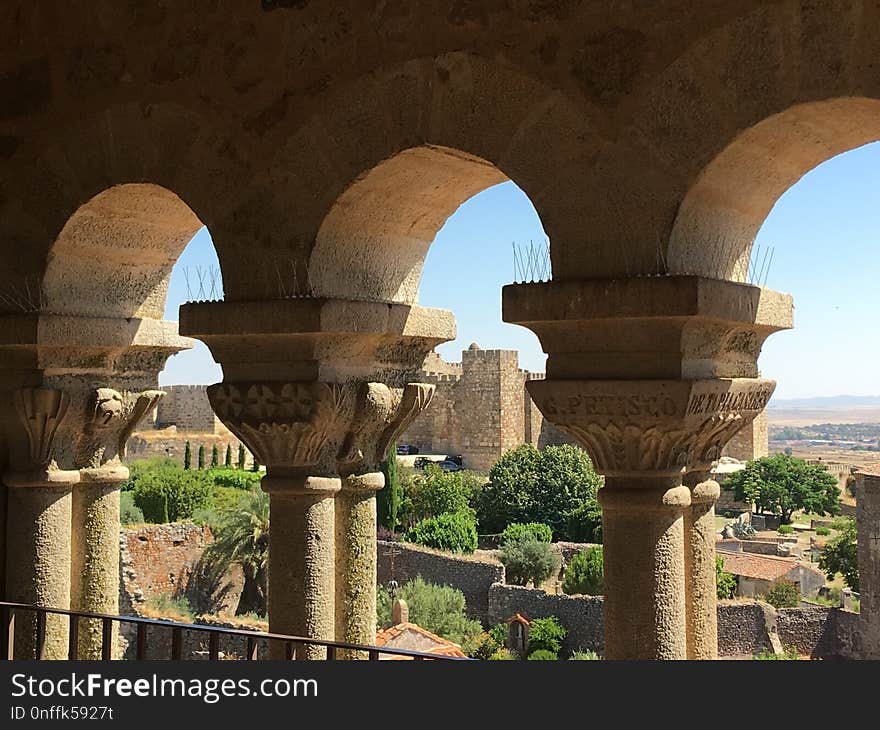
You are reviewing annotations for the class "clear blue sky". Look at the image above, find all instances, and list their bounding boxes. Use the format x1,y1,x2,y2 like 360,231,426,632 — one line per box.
160,142,880,401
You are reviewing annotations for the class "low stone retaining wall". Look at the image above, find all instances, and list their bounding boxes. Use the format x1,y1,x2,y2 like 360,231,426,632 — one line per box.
377,540,504,622
487,584,857,657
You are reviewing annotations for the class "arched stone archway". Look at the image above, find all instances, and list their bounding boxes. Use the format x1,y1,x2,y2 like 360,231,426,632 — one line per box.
667,98,880,280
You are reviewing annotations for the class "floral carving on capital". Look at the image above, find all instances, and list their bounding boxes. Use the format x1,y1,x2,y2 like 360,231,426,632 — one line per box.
208,381,355,470
528,379,775,477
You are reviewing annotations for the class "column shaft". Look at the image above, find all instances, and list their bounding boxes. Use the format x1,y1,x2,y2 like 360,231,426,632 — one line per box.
6,483,74,659
71,470,125,659
266,476,340,660
599,478,690,660
335,473,382,659
684,474,721,660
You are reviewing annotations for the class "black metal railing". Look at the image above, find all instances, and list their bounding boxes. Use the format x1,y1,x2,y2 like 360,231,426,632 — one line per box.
0,601,470,661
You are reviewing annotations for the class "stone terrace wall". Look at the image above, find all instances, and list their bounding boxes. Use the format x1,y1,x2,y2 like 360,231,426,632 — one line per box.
377,540,503,623
121,522,213,604
488,584,604,654
716,601,775,656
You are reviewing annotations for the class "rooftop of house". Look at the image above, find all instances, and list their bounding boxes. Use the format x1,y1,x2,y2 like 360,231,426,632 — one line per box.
719,551,820,582
854,463,880,478
374,622,467,660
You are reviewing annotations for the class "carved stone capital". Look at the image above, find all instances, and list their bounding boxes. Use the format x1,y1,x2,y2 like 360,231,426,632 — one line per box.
208,381,358,472
75,388,166,469
528,378,775,477
338,382,436,474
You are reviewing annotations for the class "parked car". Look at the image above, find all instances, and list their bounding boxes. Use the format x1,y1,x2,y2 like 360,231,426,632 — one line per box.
396,444,419,455
435,460,463,472
413,457,431,469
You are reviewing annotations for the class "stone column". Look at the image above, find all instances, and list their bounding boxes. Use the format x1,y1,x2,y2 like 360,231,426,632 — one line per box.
208,380,358,659
69,388,165,659
4,388,79,659
503,277,793,659
856,470,880,658
181,298,455,659
683,470,721,659
334,382,435,657
600,477,690,659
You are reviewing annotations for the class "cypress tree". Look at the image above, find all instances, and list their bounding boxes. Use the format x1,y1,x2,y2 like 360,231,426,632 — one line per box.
198,444,205,470
377,445,401,532
183,441,191,470
251,456,260,472
211,444,219,468
238,444,246,470
225,444,232,467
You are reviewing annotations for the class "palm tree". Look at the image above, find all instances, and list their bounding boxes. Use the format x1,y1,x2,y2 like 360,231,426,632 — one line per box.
202,490,269,616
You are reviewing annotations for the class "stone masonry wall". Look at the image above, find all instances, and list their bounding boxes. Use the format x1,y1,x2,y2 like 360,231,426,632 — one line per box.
723,409,769,461
377,540,504,623
155,385,222,433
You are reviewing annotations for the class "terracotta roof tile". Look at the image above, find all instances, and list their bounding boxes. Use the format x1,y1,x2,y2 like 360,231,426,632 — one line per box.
719,552,807,581
855,463,880,477
375,622,467,660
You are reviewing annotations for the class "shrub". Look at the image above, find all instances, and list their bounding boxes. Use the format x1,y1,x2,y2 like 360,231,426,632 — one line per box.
402,463,479,526
475,444,602,540
819,520,859,590
376,576,482,647
564,501,603,544
764,581,800,608
143,592,194,621
815,526,831,536
831,516,854,531
569,650,601,660
778,524,795,535
755,644,799,660
733,522,756,538
716,555,737,600
208,468,262,491
500,522,553,544
132,466,212,523
467,631,503,660
405,512,478,553
120,491,144,526
500,534,560,587
211,486,248,514
488,648,516,660
563,546,603,595
527,649,557,660
527,616,565,656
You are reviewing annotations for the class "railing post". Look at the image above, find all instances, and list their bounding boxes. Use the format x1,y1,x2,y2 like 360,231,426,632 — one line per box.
209,632,220,661
246,635,257,661
68,615,79,660
2,607,14,660
326,645,336,661
35,610,47,660
171,626,183,660
368,649,379,661
136,624,147,660
101,618,113,660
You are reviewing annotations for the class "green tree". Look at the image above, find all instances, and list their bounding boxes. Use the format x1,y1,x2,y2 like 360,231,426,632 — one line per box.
238,444,246,470
764,580,800,608
474,444,602,539
499,533,560,587
201,489,269,616
224,444,232,468
211,444,219,468
198,444,206,470
405,512,478,554
251,456,260,472
716,555,737,599
376,576,482,648
377,449,402,532
500,522,553,544
403,463,477,526
819,519,859,591
721,454,840,524
562,546,603,596
183,441,191,471
527,616,566,657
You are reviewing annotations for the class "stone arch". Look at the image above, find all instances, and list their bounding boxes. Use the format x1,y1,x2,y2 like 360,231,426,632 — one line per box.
229,52,602,300
309,145,520,303
42,183,207,319
666,97,880,280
